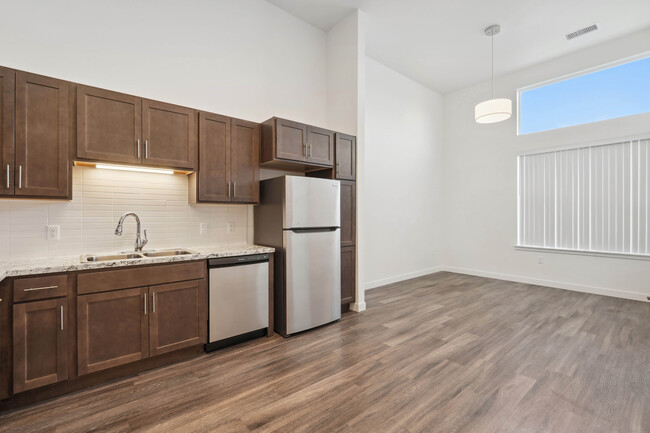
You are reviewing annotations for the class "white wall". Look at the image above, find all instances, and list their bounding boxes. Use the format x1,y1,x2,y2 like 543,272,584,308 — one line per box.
443,28,650,302
363,57,444,290
0,0,327,125
0,0,328,260
326,11,359,135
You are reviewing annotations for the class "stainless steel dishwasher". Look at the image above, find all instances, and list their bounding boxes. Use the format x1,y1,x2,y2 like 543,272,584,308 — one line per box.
205,254,269,352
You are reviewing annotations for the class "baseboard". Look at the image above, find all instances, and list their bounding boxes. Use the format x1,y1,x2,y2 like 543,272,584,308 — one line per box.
441,266,648,303
364,266,443,291
350,302,366,312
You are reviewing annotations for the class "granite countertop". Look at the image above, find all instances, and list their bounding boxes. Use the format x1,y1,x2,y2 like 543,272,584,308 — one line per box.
0,244,275,282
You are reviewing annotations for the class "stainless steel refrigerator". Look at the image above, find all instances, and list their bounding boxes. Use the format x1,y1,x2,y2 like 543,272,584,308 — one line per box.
254,175,341,336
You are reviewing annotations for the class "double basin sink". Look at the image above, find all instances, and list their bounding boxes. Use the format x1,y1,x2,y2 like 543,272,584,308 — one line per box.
83,249,199,262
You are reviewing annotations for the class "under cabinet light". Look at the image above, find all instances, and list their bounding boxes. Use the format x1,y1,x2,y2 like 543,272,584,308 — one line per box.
95,164,174,175
74,161,192,175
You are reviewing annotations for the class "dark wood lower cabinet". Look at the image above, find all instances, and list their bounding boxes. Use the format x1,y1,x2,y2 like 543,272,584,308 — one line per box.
13,298,67,393
77,287,148,376
341,246,356,305
149,280,206,356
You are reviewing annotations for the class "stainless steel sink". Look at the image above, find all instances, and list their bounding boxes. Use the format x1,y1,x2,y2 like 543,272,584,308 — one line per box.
141,249,198,258
82,248,198,262
84,253,144,262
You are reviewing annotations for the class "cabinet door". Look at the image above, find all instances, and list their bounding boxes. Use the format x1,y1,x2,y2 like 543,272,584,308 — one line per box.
341,246,356,305
340,180,356,247
197,112,230,202
275,118,307,162
77,287,148,375
13,298,67,393
307,126,334,166
77,85,142,165
15,72,69,198
0,67,14,196
149,280,206,356
335,133,355,180
231,118,259,203
142,100,197,170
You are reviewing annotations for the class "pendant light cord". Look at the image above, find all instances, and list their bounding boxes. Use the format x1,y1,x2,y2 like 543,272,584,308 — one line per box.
491,32,494,98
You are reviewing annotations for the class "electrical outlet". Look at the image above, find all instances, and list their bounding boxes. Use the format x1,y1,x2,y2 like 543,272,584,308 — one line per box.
47,225,60,241
537,256,543,265
200,223,208,235
227,222,235,233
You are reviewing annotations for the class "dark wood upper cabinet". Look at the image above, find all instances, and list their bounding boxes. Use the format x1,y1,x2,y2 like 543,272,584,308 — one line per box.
190,114,259,204
230,118,259,203
306,126,334,166
77,287,148,376
149,280,206,357
0,67,14,197
14,72,70,198
335,133,356,180
261,117,334,170
77,85,142,165
13,298,68,393
340,180,356,247
274,118,307,162
340,246,355,305
142,100,197,170
77,87,197,171
192,112,230,202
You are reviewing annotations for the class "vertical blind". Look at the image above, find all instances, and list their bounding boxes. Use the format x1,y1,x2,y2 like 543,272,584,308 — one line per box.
518,138,649,256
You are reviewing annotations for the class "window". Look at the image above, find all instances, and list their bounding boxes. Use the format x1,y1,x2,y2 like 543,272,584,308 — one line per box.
517,138,649,257
518,55,650,135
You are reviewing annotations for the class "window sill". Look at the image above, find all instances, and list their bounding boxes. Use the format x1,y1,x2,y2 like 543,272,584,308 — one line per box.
514,245,650,261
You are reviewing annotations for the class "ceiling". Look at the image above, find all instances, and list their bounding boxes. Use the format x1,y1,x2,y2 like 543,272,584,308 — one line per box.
266,0,650,94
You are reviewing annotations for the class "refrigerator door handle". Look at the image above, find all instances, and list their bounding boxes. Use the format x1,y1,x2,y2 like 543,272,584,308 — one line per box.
288,227,338,233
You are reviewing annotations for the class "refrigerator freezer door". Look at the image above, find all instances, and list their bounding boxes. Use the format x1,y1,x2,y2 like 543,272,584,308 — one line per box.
284,176,340,229
284,228,341,334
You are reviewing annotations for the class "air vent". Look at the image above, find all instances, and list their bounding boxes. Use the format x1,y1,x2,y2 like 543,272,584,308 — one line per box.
565,24,598,40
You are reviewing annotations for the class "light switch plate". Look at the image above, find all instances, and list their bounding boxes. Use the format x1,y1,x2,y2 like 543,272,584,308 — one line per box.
200,223,208,235
227,222,235,233
47,225,60,241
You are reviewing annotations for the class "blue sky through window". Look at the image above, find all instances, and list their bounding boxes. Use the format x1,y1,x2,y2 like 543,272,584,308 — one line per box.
519,56,650,135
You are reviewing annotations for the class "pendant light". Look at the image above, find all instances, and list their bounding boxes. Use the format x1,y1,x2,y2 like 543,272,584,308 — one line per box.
474,24,512,124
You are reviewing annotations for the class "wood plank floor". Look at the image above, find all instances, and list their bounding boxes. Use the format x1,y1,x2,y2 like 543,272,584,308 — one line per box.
1,272,648,433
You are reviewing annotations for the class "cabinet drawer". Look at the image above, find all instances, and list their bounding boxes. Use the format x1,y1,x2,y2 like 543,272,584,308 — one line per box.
13,275,67,302
77,261,206,295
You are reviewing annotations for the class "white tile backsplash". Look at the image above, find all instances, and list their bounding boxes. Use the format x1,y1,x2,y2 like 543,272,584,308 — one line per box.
0,166,251,260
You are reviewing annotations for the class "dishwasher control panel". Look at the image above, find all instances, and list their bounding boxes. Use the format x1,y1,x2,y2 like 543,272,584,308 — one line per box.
208,254,270,267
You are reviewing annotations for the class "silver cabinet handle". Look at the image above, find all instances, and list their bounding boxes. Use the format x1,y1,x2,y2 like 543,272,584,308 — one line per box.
137,139,141,158
24,285,58,292
6,164,9,189
303,142,307,157
144,294,147,315
145,140,149,159
152,293,156,313
18,165,22,189
228,181,231,198
309,144,312,158
336,162,340,176
233,181,236,198
60,305,64,330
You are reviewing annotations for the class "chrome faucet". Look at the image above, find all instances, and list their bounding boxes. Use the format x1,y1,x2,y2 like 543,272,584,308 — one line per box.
115,212,148,251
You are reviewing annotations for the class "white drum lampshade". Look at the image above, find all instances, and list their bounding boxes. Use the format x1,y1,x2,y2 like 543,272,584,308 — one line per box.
474,98,512,123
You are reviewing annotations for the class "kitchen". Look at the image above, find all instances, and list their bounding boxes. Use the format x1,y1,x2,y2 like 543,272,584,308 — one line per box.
0,0,649,432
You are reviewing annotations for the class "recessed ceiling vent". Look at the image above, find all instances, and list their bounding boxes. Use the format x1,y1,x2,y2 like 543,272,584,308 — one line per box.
565,24,599,40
